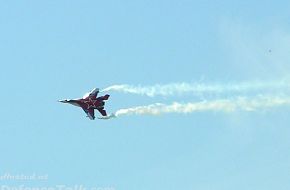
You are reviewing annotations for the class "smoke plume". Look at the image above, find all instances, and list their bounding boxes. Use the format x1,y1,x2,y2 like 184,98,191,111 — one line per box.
101,80,290,97
98,95,290,119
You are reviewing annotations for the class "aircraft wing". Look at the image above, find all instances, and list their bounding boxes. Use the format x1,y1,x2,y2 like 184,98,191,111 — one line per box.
82,108,95,120
83,88,99,99
97,108,107,116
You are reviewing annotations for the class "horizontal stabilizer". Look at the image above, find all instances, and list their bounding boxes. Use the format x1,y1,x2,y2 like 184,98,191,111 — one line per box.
103,94,110,100
97,108,107,116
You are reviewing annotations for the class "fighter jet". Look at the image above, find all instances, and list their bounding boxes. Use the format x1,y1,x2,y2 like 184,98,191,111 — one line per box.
59,88,110,120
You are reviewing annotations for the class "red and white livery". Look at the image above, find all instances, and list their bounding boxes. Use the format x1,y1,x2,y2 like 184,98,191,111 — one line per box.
59,88,110,120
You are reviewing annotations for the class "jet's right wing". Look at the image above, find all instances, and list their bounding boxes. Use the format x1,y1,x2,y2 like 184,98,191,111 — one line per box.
82,108,95,120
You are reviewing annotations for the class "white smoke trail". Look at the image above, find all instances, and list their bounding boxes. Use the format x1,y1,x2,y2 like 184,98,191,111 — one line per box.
101,95,290,118
101,80,290,97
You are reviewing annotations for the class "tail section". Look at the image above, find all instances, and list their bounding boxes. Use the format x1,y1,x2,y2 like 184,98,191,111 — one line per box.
97,108,107,116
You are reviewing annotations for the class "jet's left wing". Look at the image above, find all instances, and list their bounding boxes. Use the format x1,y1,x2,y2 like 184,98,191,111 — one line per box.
82,108,95,120
83,88,99,99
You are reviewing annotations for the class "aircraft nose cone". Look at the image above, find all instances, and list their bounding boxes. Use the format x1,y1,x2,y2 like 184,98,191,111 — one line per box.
59,100,67,103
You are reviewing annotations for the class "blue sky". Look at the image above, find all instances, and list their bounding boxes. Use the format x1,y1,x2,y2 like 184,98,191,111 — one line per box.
1,0,290,189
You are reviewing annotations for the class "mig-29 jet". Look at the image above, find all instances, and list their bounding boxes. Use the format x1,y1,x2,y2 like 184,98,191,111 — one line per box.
59,88,110,120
